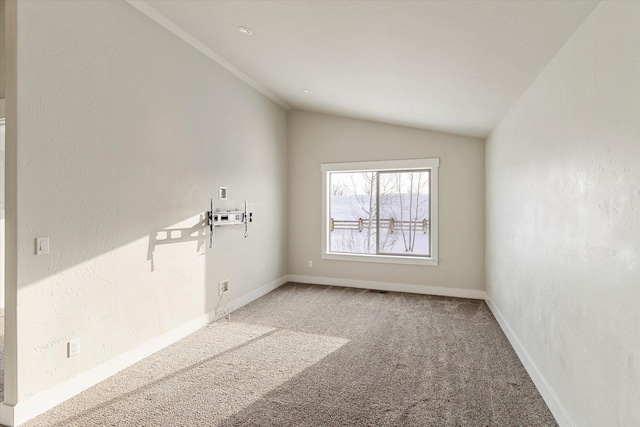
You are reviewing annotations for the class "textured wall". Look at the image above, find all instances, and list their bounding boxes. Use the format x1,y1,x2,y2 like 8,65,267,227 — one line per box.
1,0,5,307
9,0,287,401
0,121,4,309
486,2,640,425
0,121,5,308
288,111,484,291
0,0,5,99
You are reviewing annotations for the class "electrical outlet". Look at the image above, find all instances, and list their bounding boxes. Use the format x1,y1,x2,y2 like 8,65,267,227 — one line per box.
218,280,229,296
68,338,80,358
308,260,313,268
218,187,227,200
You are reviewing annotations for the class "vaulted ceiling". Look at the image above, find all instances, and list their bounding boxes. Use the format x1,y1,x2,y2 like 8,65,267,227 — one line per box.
133,0,599,138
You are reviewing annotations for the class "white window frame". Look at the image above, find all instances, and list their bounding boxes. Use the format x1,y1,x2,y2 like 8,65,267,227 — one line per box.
321,158,439,266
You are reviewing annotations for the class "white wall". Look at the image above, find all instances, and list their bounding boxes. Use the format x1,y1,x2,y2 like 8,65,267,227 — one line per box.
1,0,6,309
288,111,484,295
486,2,640,426
0,0,5,99
5,0,287,410
0,117,4,309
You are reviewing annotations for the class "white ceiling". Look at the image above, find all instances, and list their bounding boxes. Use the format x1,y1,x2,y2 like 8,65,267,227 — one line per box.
136,0,599,138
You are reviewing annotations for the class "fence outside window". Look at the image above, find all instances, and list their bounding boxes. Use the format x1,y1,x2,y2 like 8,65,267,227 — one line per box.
330,218,429,234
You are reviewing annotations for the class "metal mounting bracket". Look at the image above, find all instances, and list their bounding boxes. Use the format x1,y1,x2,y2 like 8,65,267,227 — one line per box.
207,199,253,248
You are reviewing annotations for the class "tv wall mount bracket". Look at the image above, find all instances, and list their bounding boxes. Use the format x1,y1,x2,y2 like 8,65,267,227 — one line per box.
207,199,253,248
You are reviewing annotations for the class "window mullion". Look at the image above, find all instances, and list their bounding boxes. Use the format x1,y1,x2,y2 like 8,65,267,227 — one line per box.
427,169,432,257
375,171,381,255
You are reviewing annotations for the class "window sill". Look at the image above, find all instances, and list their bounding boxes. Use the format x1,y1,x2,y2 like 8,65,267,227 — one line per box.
322,252,439,266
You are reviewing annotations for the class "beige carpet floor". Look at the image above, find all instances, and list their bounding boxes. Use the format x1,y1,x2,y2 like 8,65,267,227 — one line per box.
19,283,556,426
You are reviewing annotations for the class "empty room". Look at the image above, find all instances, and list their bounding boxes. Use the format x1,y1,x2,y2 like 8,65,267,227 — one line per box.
0,0,638,426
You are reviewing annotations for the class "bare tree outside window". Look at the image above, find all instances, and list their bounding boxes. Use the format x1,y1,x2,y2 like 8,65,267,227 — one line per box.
328,169,430,256
379,171,430,255
329,172,378,254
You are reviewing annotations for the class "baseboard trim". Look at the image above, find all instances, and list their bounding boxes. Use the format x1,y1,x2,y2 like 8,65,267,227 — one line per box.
0,276,570,427
287,275,571,425
485,297,574,427
286,274,486,300
0,275,288,427
227,276,287,312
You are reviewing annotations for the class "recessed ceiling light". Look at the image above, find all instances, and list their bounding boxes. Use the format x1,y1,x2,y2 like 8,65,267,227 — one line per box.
237,26,253,35
303,89,312,94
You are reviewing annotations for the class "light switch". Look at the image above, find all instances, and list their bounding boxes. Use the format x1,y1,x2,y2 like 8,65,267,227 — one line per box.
36,237,49,255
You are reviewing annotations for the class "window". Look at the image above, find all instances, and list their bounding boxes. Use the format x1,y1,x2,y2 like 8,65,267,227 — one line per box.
321,158,439,266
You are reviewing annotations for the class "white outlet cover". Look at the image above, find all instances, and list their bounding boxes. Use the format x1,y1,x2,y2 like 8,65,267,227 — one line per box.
218,280,229,296
218,187,227,200
68,338,80,358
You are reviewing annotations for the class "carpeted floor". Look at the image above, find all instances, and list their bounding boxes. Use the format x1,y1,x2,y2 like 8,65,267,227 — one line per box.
20,283,557,426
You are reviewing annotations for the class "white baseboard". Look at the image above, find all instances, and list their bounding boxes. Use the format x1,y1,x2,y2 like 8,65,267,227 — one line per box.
0,276,570,427
286,274,487,300
485,297,574,427
0,275,288,427
227,276,287,312
287,276,571,425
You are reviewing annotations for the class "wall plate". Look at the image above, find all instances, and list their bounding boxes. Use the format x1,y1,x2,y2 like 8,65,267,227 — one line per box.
218,187,227,200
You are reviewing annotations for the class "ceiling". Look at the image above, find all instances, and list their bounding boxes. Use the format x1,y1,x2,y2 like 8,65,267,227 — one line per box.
135,0,599,138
